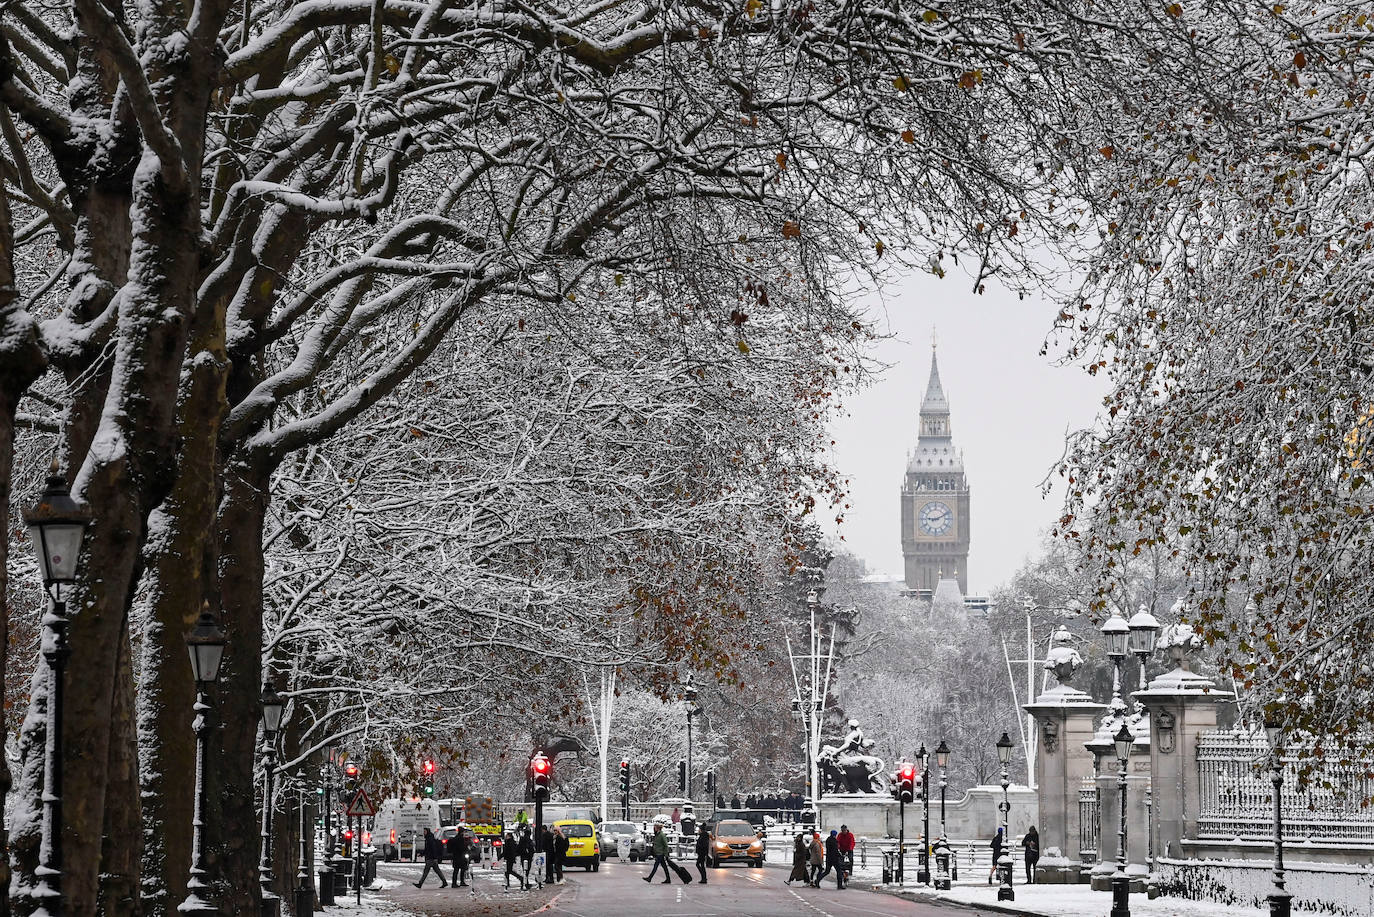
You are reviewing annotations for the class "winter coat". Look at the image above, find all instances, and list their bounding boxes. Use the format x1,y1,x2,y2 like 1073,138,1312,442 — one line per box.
449,834,468,863
502,837,519,862
518,834,535,861
652,831,670,856
695,832,710,856
554,834,570,858
991,832,1004,862
808,836,823,866
424,833,444,860
824,835,841,864
1021,829,1040,861
837,830,855,854
788,837,810,882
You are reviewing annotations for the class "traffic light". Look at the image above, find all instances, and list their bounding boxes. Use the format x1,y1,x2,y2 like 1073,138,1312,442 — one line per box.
423,759,435,775
531,752,551,801
897,761,916,804
704,771,716,795
423,758,435,796
619,760,630,796
677,760,686,794
344,763,359,781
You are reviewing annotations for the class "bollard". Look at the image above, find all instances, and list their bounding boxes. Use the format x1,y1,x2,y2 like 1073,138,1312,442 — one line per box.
296,878,315,917
881,850,893,885
317,869,334,907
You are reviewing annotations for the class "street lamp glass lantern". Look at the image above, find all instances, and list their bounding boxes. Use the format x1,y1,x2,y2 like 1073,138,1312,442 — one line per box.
996,732,1014,765
24,473,92,587
261,681,286,734
1113,723,1133,763
917,743,927,763
1127,606,1161,655
1101,610,1130,659
186,604,227,684
1264,714,1283,750
935,740,950,769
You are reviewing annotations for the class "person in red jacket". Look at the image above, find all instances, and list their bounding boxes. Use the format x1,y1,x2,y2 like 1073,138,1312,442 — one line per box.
836,824,856,880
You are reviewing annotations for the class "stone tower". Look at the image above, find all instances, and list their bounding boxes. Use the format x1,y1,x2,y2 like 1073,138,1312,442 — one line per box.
901,345,971,593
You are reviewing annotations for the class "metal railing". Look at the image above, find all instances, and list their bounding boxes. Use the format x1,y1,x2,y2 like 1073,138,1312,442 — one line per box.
1079,778,1100,865
1196,730,1374,845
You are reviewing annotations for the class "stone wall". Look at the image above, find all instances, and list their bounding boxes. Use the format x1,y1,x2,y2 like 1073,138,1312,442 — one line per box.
1158,855,1374,916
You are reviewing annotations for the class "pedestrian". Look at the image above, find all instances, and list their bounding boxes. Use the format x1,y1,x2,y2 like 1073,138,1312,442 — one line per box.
643,823,674,884
540,825,555,885
671,806,681,826
414,828,448,888
837,824,856,880
502,831,526,890
990,826,1005,884
786,833,809,885
553,826,570,884
449,826,469,887
807,830,823,886
731,794,741,809
1021,825,1040,884
818,830,845,889
518,827,535,887
695,824,711,884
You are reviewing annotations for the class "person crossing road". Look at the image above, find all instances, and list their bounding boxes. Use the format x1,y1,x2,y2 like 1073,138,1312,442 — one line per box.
694,824,710,885
414,828,448,888
642,824,674,884
449,827,470,887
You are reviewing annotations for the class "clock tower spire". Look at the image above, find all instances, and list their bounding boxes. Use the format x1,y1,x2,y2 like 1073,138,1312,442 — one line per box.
901,342,971,595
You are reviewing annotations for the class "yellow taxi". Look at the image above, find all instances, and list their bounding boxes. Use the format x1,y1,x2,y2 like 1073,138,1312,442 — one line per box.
553,819,601,872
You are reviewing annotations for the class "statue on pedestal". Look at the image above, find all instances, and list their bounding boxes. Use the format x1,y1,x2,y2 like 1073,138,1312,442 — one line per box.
817,719,888,794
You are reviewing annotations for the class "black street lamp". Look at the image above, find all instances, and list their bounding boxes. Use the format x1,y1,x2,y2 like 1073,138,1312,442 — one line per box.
25,469,91,916
296,786,314,917
1126,608,1160,692
260,681,286,917
934,741,951,890
1110,723,1133,917
917,744,930,884
684,675,698,809
1264,716,1291,917
181,603,227,917
996,732,1015,901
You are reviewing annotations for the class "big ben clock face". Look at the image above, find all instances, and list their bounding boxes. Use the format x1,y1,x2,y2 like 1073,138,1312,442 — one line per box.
919,501,953,536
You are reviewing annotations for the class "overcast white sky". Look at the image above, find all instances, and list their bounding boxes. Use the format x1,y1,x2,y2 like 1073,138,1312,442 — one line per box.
823,267,1107,594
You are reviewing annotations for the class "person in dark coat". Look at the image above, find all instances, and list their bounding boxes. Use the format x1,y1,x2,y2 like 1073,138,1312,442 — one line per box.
695,824,711,884
449,827,469,887
817,830,845,889
502,830,526,889
541,825,556,884
786,834,809,885
553,826,570,883
1021,825,1040,883
518,827,536,887
731,795,741,809
990,826,1005,884
414,828,448,888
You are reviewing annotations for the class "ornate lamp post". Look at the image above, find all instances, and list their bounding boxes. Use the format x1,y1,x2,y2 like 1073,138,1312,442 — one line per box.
1126,607,1160,692
934,740,951,890
917,743,930,884
1110,723,1132,917
1102,609,1130,706
996,732,1015,901
683,675,698,808
180,604,227,917
296,786,314,917
25,470,92,916
1264,716,1290,917
259,681,286,917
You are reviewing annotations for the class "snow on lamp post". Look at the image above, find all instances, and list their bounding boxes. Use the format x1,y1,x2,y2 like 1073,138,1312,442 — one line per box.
683,675,698,810
181,603,227,917
934,740,951,890
260,680,286,917
996,732,1015,901
1127,607,1160,693
1110,723,1133,917
1102,609,1130,711
1264,716,1291,917
25,468,91,917
785,588,834,827
918,743,931,884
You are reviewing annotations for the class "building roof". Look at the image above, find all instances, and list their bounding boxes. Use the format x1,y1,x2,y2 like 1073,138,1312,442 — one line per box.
906,345,964,474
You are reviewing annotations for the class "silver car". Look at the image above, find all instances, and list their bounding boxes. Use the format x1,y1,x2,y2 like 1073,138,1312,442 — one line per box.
597,820,648,862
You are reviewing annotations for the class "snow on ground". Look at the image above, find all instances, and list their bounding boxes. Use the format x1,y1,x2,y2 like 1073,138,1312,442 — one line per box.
306,890,418,917
883,881,1269,916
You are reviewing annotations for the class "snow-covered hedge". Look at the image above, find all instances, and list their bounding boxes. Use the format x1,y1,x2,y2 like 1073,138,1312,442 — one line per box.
1158,857,1374,916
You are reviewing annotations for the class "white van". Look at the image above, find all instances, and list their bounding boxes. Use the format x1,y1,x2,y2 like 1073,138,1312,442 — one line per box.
373,798,441,861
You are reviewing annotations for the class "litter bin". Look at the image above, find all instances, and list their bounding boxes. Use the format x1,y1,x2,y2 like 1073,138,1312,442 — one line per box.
881,850,897,885
332,857,353,896
317,869,334,907
363,851,377,886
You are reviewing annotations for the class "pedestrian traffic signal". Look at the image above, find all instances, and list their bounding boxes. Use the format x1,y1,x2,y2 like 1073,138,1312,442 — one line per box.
423,759,435,775
619,760,630,795
531,752,551,801
897,762,916,803
677,759,686,793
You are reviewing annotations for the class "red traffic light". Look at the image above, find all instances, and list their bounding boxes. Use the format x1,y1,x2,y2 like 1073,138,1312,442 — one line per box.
344,763,359,778
620,760,629,770
532,756,549,774
899,764,916,779
343,829,353,840
423,759,435,774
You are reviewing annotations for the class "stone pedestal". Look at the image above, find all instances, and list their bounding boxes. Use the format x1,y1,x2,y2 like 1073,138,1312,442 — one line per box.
1133,663,1232,861
1091,767,1150,891
1025,685,1106,884
819,794,899,839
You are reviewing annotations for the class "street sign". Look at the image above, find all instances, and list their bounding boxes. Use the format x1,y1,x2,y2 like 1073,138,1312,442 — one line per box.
345,788,377,817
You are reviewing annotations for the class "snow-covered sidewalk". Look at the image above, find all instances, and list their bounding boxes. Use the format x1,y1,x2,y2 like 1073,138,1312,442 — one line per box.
875,881,1268,917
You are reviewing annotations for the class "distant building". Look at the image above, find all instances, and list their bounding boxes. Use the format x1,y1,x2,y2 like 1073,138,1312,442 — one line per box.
900,344,971,594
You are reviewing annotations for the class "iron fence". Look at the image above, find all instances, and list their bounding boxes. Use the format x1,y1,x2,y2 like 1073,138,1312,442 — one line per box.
1078,778,1099,865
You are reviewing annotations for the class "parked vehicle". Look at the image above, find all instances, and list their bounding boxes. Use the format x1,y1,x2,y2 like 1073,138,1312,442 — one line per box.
597,821,647,861
552,819,600,872
373,798,441,861
709,818,765,868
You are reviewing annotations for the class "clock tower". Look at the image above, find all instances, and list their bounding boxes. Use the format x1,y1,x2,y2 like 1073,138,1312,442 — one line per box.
901,345,971,594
